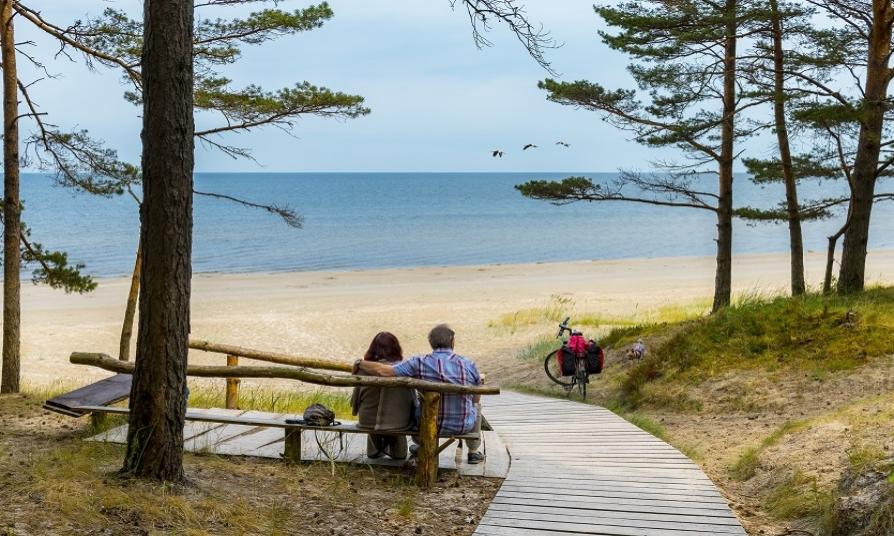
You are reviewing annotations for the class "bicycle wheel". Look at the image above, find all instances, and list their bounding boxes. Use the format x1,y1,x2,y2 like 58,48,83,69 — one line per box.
543,349,574,387
575,358,588,399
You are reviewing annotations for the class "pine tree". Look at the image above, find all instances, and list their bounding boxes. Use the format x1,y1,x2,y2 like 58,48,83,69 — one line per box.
519,0,756,312
738,1,894,294
121,0,195,481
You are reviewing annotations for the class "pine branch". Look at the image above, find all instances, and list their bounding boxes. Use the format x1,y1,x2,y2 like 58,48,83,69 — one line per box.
194,190,303,228
515,175,718,212
452,0,560,75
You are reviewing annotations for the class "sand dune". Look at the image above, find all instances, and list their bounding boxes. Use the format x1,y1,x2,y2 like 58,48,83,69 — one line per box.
18,249,894,388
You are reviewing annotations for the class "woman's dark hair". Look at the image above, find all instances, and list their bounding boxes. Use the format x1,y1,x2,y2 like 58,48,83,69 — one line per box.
363,331,403,362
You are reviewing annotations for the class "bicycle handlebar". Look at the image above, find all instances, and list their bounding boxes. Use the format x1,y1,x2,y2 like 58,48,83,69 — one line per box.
556,317,571,338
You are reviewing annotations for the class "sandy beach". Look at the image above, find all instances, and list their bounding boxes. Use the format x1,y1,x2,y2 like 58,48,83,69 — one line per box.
18,249,894,387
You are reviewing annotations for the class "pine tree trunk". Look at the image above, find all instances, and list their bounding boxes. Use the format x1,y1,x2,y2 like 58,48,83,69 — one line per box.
769,0,805,296
1,0,21,394
838,0,892,294
712,0,737,312
118,243,142,361
122,0,194,481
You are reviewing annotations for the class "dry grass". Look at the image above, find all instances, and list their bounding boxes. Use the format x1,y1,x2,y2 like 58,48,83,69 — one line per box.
0,391,499,536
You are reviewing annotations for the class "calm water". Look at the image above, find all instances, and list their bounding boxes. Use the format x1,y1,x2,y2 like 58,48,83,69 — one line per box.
19,172,894,278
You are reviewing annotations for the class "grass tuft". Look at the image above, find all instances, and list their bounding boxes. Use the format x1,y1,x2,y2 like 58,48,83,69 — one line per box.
516,337,560,361
765,469,833,521
621,413,667,441
730,447,760,481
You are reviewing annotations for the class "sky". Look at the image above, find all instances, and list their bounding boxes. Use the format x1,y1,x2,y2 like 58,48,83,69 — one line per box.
17,1,743,172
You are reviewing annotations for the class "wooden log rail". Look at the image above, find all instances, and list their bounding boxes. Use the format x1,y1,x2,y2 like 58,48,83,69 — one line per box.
71,353,498,395
189,339,352,373
71,351,499,488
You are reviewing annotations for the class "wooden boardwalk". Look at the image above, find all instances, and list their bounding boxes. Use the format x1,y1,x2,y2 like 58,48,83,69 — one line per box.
89,408,510,478
475,391,746,536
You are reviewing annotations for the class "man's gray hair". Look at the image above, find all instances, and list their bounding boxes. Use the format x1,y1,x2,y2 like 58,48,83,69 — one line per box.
428,324,455,350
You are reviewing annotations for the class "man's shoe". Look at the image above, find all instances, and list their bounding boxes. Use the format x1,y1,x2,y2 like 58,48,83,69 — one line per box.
467,451,485,465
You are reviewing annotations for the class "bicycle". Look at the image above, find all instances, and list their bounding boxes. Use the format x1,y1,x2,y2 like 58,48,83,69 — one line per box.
543,317,604,399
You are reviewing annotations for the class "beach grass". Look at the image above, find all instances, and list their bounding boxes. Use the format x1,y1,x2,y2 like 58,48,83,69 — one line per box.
515,336,561,361
490,295,710,342
488,294,573,332
187,383,353,418
614,287,894,408
764,469,833,521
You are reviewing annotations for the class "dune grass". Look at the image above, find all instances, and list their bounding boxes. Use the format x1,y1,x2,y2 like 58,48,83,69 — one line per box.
765,469,833,521
515,336,561,361
187,383,353,418
612,287,894,408
490,295,710,337
488,295,573,332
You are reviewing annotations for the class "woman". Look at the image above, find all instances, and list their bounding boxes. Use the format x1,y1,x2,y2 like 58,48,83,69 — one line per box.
351,332,416,459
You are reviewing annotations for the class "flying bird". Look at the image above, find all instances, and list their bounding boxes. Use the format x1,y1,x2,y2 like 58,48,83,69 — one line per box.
492,150,504,158
556,141,570,147
522,143,538,151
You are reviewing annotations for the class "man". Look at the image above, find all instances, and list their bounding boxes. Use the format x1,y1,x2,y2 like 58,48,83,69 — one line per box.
353,324,485,464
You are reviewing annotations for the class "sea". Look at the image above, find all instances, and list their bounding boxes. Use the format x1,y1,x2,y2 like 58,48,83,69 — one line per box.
19,172,894,278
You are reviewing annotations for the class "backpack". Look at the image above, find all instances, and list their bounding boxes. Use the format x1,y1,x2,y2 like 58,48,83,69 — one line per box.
285,403,340,427
585,341,605,374
557,345,576,376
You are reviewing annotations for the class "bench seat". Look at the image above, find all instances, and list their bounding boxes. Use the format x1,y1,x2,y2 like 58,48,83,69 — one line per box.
43,374,132,417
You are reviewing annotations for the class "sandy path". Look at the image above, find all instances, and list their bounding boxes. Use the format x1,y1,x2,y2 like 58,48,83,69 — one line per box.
18,249,894,387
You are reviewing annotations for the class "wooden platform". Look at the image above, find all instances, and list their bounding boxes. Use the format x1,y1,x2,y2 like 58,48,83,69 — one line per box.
88,407,510,478
475,391,746,535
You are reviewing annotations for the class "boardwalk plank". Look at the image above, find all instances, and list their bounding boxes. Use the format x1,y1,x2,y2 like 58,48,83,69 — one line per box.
486,503,742,526
475,392,745,535
483,511,746,533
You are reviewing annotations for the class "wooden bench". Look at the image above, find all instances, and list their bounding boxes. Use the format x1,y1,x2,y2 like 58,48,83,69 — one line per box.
66,344,500,487
43,373,132,417
68,403,481,464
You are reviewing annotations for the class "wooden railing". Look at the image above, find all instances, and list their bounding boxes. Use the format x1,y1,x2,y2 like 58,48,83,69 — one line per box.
71,342,499,488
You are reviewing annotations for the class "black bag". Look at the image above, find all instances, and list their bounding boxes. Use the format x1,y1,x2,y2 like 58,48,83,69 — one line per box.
285,403,340,427
586,341,605,374
557,345,576,376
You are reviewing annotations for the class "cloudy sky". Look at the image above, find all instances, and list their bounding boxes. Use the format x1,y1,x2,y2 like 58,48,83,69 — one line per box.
18,1,688,172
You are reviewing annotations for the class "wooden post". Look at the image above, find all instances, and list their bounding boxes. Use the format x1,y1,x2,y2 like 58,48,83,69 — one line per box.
90,412,108,432
225,355,240,409
415,390,441,488
284,428,301,464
